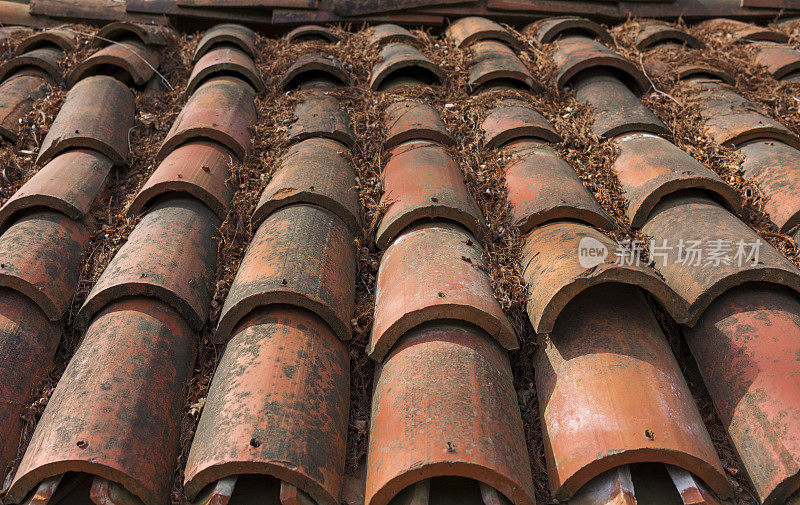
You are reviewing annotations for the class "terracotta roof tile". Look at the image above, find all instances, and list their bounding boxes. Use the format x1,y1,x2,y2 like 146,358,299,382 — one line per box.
66,39,160,88
633,22,703,50
95,21,169,46
481,99,561,148
14,28,78,54
531,16,613,45
286,24,342,43
751,42,800,80
281,52,350,90
193,23,256,61
700,18,789,43
286,92,355,146
553,35,649,93
446,16,521,49
468,39,534,91
672,62,735,84
369,23,418,47
0,69,51,142
739,139,800,232
383,98,454,149
186,44,265,96
0,46,62,82
369,42,445,90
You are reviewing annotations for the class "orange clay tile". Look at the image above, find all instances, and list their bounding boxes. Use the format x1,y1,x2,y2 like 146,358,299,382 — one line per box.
129,139,234,220
738,139,800,232
67,39,159,88
186,45,264,97
700,18,789,43
369,43,445,90
79,198,219,332
481,99,561,148
15,28,78,54
684,284,800,505
634,23,702,50
369,24,417,47
287,92,355,147
157,76,255,162
370,222,516,361
612,133,742,227
446,16,520,49
572,70,669,138
96,21,168,46
502,140,612,233
0,288,61,472
376,140,486,249
0,46,62,82
536,283,731,501
0,69,51,142
0,148,114,229
671,63,735,85
468,40,534,91
194,23,256,61
217,203,356,343
553,35,649,93
641,193,800,325
0,210,89,320
253,138,361,234
365,322,535,505
37,75,135,166
7,297,196,505
751,42,800,80
184,306,349,505
383,98,454,149
286,24,341,43
567,467,636,505
531,16,613,45
281,53,350,90
521,220,682,334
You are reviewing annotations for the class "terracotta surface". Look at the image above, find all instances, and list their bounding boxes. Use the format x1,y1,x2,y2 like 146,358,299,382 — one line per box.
7,298,196,505
185,306,349,505
468,39,534,91
502,140,613,233
79,198,220,332
15,28,78,53
37,75,135,166
253,137,361,234
752,42,800,80
281,52,350,90
0,148,114,229
536,283,730,501
194,23,256,61
612,133,742,227
738,139,800,232
366,322,535,505
286,24,341,42
481,99,561,148
446,16,520,48
66,39,159,88
567,467,635,505
96,21,168,45
369,23,417,46
0,69,51,142
369,42,445,90
673,63,735,85
217,204,356,343
383,98,454,149
0,46,62,83
0,210,89,320
634,23,702,50
700,18,789,43
129,139,234,220
157,76,256,162
186,44,264,96
532,16,613,44
376,139,486,249
684,285,800,505
552,35,649,93
370,222,516,361
287,92,355,147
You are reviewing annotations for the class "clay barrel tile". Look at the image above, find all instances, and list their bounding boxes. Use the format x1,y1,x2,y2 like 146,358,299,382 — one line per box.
531,16,613,45
612,133,742,227
369,43,446,91
739,140,800,232
521,221,683,334
6,298,196,505
0,288,61,471
641,193,800,325
0,69,51,142
553,35,649,94
216,204,356,344
446,16,521,49
376,140,487,249
370,222,516,361
184,306,349,505
0,210,89,321
536,283,731,501
675,64,735,85
481,99,561,148
287,92,355,147
0,46,62,83
157,76,256,162
194,23,256,61
752,43,800,80
280,53,350,90
186,45,265,97
684,285,800,505
0,149,114,230
78,198,220,332
634,23,703,50
129,140,234,220
468,39,534,91
366,322,535,505
37,75,135,166
502,141,613,233
700,18,789,43
383,98,454,150
286,25,341,43
15,28,78,54
66,39,160,88
369,24,417,47
96,21,168,46
253,138,361,235
694,83,800,149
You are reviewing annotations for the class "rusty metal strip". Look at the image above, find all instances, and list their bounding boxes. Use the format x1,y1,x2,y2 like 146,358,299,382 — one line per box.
286,25,341,43
286,92,355,147
634,23,703,50
271,7,444,25
536,282,731,501
217,203,356,343
369,24,418,47
184,305,349,505
370,222,516,361
7,297,197,505
67,39,159,88
253,138,361,235
553,35,649,94
366,322,535,505
468,40,534,92
0,46,62,83
369,43,445,91
531,16,614,45
0,69,51,142
194,23,256,61
37,75,135,166
481,99,561,149
186,45,264,97
738,139,800,232
96,21,168,46
446,16,520,49
280,52,350,90
15,28,78,54
376,140,487,250
332,0,471,16
31,0,165,24
384,98,454,150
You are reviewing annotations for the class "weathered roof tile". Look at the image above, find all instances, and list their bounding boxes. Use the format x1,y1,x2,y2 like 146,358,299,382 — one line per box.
194,23,256,61
0,46,62,82
553,35,649,93
481,99,561,148
66,39,160,88
447,16,520,49
286,92,355,147
383,98,454,149
186,44,265,96
15,27,78,54
634,23,702,50
369,42,445,90
281,52,350,90
531,16,613,45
